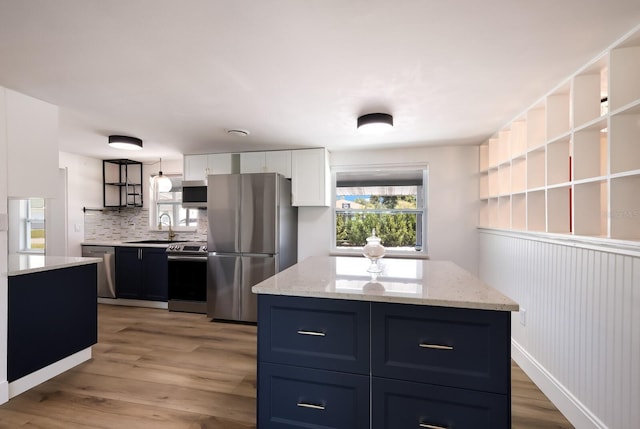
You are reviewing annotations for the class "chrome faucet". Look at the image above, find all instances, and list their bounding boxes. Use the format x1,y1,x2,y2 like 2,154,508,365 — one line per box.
158,213,176,241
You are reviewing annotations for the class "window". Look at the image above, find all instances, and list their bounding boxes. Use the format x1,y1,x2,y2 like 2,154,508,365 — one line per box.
149,174,199,230
22,198,45,253
332,165,428,255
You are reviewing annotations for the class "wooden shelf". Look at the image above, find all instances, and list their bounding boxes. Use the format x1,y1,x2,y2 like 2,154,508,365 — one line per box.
527,191,546,232
573,119,608,180
527,148,545,190
574,180,608,236
610,175,640,240
477,25,640,243
610,105,640,174
546,86,571,140
573,57,608,127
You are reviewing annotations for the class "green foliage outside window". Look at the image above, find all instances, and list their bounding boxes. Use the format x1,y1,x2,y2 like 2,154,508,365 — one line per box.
336,195,419,248
336,212,417,247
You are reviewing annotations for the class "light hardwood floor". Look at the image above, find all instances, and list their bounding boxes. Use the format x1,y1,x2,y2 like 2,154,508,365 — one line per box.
0,304,573,428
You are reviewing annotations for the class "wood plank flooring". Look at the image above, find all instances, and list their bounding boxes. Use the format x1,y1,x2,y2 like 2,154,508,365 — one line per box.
0,304,574,428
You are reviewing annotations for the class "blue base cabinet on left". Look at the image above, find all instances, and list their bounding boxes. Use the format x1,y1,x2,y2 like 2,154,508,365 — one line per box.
257,294,512,429
8,264,98,382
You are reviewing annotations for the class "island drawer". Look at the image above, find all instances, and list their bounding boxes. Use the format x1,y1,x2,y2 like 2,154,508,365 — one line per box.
372,377,509,429
258,295,370,374
371,302,510,394
258,362,370,429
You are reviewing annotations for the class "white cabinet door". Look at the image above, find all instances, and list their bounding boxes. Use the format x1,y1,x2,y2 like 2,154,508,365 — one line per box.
240,152,267,173
207,153,234,175
6,89,59,198
291,148,330,207
183,154,208,181
266,151,292,178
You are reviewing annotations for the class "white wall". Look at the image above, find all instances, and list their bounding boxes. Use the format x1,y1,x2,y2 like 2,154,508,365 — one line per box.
6,89,58,199
479,230,640,429
59,152,103,257
0,87,9,403
299,145,480,275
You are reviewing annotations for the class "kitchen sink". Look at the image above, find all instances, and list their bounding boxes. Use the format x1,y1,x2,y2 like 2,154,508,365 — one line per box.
126,239,178,244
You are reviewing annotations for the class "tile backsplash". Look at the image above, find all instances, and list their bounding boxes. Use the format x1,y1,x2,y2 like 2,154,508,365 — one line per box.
84,208,208,242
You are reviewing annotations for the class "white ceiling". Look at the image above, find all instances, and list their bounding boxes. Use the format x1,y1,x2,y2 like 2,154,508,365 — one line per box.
0,0,639,162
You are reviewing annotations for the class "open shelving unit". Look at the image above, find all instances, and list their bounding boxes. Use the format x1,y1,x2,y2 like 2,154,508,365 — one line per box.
478,25,640,243
103,159,143,208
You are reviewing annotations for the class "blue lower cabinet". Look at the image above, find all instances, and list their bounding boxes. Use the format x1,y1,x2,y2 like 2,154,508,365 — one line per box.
372,377,510,429
258,362,370,429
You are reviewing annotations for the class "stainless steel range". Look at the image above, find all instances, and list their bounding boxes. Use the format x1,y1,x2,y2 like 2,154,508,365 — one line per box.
166,242,207,314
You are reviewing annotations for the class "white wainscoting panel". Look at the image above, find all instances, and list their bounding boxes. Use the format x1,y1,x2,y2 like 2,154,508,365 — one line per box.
479,230,639,429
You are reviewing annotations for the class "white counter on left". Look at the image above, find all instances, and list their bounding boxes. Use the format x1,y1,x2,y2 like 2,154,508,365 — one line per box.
7,254,101,276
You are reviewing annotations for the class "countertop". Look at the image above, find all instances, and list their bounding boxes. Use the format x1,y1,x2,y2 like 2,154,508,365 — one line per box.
8,254,102,276
252,256,519,312
81,240,179,248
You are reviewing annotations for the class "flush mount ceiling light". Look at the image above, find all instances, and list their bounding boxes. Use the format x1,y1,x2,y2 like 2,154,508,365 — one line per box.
357,113,394,134
227,129,250,137
108,135,143,150
153,157,172,193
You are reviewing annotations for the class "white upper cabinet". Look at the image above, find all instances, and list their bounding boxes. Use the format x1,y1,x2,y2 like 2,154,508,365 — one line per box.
291,148,330,207
240,151,292,178
266,151,292,178
207,153,236,175
5,89,59,198
184,153,237,180
240,152,267,174
183,154,208,181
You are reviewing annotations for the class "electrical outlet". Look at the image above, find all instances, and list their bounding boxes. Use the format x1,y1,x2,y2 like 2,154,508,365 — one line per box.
520,309,526,326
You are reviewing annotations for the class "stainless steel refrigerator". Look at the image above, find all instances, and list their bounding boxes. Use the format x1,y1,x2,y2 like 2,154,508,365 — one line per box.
207,173,297,322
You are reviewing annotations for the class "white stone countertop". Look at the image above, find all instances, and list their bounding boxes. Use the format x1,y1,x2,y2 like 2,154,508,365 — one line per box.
81,241,178,248
252,256,519,312
7,254,102,276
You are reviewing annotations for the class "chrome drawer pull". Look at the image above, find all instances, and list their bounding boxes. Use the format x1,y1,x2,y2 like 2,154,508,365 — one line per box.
419,343,453,351
419,423,447,429
297,330,326,337
297,402,325,410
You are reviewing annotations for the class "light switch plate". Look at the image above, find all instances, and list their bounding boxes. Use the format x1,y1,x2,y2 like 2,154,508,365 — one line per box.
0,213,7,231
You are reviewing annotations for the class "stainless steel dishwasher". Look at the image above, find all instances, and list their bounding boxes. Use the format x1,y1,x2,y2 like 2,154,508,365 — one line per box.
81,245,116,298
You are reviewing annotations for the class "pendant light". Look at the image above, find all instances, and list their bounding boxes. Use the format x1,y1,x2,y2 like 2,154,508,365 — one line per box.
154,158,172,193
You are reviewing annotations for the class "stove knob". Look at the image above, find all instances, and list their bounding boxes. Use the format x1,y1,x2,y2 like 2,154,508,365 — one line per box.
203,246,207,252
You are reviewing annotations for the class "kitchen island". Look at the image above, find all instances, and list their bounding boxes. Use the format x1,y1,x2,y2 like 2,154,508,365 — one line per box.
6,254,100,399
252,256,519,429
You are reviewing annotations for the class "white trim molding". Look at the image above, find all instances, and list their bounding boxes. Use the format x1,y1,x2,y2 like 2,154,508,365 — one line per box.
8,347,92,399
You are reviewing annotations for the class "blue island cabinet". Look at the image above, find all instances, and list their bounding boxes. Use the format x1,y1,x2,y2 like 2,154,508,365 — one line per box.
8,263,98,382
257,294,511,429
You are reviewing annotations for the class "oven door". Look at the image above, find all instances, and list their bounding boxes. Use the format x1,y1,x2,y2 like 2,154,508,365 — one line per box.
167,255,207,313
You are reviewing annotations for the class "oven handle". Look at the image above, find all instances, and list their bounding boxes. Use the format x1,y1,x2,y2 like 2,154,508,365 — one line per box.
167,255,208,262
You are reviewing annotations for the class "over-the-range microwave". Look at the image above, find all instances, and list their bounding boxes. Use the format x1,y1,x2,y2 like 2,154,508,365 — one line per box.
182,180,207,208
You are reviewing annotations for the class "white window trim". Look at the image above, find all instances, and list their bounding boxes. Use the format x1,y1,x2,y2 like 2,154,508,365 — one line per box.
330,163,429,258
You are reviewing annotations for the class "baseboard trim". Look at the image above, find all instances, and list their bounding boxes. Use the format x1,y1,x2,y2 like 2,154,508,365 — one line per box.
0,380,8,405
511,340,607,429
97,297,168,309
8,347,92,399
